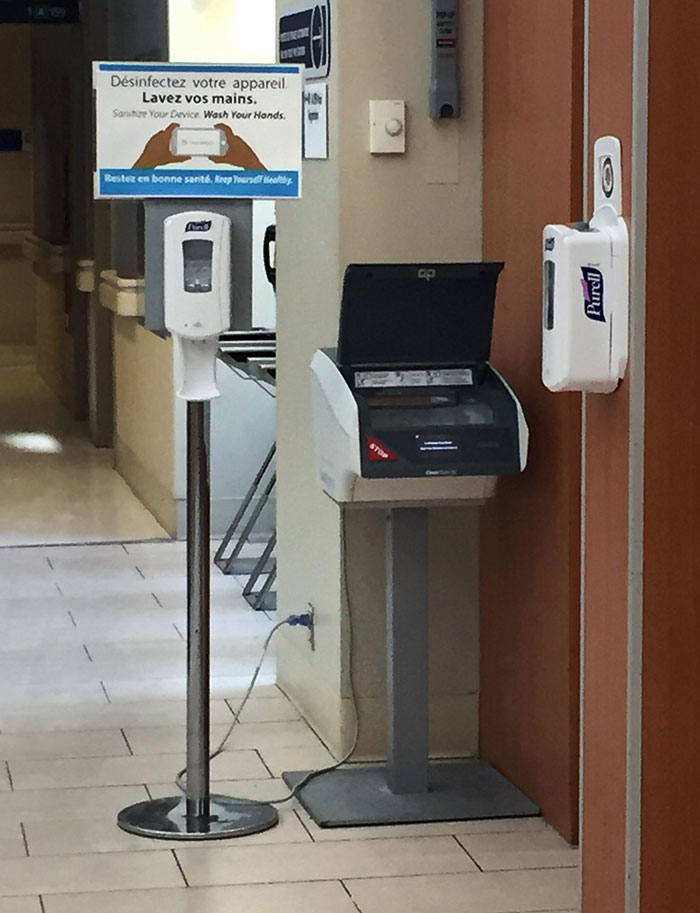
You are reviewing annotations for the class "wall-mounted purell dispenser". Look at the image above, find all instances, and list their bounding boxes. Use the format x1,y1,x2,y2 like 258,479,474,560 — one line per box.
164,211,232,401
542,136,629,394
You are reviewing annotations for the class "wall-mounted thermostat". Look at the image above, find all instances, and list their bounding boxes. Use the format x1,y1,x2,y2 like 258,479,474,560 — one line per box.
369,100,406,154
542,136,629,394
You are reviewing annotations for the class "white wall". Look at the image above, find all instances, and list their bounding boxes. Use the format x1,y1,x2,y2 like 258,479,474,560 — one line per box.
169,0,278,536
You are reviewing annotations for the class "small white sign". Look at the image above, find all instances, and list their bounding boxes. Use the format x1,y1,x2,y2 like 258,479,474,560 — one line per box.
355,369,473,389
93,62,303,200
303,83,328,159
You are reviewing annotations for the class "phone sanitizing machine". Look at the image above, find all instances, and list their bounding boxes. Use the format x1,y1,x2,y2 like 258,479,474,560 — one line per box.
283,263,539,827
118,209,278,841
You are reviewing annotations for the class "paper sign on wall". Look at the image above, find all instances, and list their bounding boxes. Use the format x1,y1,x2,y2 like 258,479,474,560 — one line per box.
303,83,328,159
93,62,303,200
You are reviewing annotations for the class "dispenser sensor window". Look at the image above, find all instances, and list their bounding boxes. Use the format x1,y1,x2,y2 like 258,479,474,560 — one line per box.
544,259,555,331
183,239,214,294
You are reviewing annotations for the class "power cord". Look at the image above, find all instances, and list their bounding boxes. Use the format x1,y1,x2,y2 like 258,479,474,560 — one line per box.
176,507,360,805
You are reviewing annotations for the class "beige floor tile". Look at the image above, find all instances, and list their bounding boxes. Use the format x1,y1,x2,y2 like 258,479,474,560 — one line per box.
0,766,10,792
147,777,293,804
43,545,134,563
258,743,337,777
233,696,301,723
9,749,268,790
0,823,26,859
0,593,69,617
177,835,478,887
0,849,184,896
0,578,62,599
297,809,549,842
0,785,149,825
47,557,139,577
102,675,279,703
0,551,55,575
59,592,167,615
0,681,107,708
0,898,42,913
0,729,129,761
55,576,154,598
0,700,233,733
457,829,579,871
344,868,580,913
25,806,310,856
65,616,184,642
0,647,96,685
88,638,269,666
124,720,321,756
42,881,359,913
90,653,273,682
0,625,84,651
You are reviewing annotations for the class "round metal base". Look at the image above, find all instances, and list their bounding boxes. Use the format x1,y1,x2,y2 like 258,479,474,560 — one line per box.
117,795,279,841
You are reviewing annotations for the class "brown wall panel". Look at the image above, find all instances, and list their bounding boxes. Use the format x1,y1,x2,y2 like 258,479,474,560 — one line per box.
639,6,700,910
582,2,634,911
481,0,584,842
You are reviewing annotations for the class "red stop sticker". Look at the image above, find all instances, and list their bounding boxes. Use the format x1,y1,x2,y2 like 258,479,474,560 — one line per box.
367,436,398,462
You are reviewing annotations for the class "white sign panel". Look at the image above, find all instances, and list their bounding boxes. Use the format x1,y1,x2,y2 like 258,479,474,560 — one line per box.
93,62,303,200
303,83,328,159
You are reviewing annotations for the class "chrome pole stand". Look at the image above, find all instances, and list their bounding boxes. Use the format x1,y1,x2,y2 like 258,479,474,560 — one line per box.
117,401,278,840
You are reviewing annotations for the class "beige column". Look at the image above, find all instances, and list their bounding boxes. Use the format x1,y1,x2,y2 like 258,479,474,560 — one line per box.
275,0,485,758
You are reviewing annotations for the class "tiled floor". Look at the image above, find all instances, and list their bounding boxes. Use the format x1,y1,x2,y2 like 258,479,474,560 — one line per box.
0,540,581,912
0,349,166,545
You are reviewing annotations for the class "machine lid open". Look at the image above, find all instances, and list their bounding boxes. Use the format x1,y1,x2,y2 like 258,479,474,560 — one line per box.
337,262,504,369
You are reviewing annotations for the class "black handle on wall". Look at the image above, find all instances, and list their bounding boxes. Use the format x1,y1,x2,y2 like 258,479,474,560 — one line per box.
263,224,276,291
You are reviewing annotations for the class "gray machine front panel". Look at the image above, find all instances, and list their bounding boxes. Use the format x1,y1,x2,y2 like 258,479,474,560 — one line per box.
351,363,522,479
144,199,253,334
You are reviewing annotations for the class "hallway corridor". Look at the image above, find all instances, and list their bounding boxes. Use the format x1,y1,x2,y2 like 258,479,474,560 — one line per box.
0,347,166,546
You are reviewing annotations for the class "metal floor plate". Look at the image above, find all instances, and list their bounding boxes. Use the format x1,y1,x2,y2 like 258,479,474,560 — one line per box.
117,795,279,841
283,761,540,828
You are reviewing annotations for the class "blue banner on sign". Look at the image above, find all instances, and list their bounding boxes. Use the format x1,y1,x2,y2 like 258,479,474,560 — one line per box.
98,169,300,198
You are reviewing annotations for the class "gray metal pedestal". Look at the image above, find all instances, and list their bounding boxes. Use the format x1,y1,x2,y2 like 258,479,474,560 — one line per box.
283,507,539,828
283,761,539,828
118,402,278,841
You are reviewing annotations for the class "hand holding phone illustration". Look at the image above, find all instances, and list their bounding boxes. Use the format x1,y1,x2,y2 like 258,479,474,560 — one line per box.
133,123,190,169
209,123,266,170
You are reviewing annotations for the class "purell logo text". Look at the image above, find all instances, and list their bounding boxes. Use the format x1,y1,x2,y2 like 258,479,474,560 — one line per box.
186,220,212,233
580,266,606,322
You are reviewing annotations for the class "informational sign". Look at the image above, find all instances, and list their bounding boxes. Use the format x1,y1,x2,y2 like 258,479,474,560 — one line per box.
93,62,303,200
0,0,79,23
279,1,331,81
303,83,328,160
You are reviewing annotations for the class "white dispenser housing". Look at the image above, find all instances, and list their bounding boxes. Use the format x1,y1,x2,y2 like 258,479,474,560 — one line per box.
164,211,232,401
542,136,629,394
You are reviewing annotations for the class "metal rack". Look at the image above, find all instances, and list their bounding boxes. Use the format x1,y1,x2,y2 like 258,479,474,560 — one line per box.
215,331,277,611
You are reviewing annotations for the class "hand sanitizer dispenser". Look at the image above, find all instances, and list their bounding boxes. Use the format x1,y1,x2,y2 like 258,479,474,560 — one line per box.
164,211,231,401
542,136,629,394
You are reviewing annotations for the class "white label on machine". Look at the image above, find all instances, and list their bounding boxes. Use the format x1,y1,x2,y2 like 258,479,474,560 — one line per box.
355,368,473,388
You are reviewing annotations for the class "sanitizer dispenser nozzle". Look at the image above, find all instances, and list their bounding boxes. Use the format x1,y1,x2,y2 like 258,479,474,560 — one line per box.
164,211,232,401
